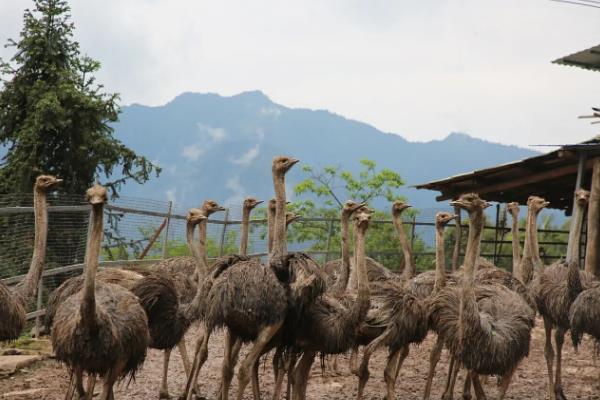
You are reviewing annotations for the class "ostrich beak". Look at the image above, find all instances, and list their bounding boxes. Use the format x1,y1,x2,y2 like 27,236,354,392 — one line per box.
543,201,550,207
255,200,264,206
289,158,300,165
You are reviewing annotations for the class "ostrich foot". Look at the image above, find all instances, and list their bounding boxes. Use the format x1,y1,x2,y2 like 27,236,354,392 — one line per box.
441,393,454,400
554,386,567,400
159,389,171,399
461,393,471,400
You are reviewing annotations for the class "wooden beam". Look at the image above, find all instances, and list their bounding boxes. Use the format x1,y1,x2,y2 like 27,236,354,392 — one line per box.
435,159,594,201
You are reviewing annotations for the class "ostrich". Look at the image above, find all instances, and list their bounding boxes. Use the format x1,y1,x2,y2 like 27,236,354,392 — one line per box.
51,184,149,400
533,189,599,400
392,200,416,280
183,156,326,400
519,196,549,285
429,193,535,400
0,175,61,341
507,202,522,276
289,208,374,400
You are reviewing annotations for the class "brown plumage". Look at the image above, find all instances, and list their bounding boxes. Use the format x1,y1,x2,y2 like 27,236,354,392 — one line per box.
532,190,598,400
51,184,148,400
184,156,327,400
429,193,534,400
0,175,61,341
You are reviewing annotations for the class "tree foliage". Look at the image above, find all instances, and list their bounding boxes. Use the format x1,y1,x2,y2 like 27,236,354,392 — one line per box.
0,0,160,196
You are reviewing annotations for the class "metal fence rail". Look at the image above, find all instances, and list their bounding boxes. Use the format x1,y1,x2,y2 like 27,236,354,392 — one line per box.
0,194,570,324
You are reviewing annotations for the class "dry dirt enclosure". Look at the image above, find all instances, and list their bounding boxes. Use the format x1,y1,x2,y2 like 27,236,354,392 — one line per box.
1,319,599,400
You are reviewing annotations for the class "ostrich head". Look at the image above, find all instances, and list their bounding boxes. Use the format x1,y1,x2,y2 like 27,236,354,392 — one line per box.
35,175,62,190
342,200,367,217
272,156,299,176
574,189,590,206
450,193,491,213
436,211,456,227
85,184,108,206
268,198,277,213
354,209,372,232
507,202,520,217
186,207,207,226
243,197,263,211
391,200,411,216
526,196,550,213
285,211,301,226
201,200,226,216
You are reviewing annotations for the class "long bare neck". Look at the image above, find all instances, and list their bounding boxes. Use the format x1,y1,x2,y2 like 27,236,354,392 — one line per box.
433,222,446,293
351,223,370,323
459,210,484,339
240,207,251,256
520,208,541,284
197,220,209,275
331,212,351,294
567,202,586,264
510,212,521,274
271,176,287,259
393,213,415,279
81,204,104,328
267,207,275,254
16,187,49,306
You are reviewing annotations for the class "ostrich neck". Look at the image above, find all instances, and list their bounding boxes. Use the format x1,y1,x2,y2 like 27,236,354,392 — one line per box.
433,222,446,293
81,204,104,329
240,207,250,256
331,212,351,295
271,175,287,259
459,209,484,341
519,208,540,284
351,224,370,323
510,212,521,274
393,213,415,279
197,220,209,276
16,187,48,307
267,207,275,254
566,202,585,264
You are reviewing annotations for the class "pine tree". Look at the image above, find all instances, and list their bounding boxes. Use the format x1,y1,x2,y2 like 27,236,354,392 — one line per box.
0,0,160,196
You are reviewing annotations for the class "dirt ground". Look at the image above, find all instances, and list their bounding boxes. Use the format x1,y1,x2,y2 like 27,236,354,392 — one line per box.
1,318,599,400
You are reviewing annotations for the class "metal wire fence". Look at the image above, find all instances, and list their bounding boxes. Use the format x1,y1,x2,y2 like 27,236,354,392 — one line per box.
0,194,571,323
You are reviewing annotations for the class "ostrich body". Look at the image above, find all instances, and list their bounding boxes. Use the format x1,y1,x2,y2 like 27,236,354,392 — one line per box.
533,190,599,400
183,156,326,400
0,175,61,341
290,209,374,400
429,193,535,400
51,184,148,400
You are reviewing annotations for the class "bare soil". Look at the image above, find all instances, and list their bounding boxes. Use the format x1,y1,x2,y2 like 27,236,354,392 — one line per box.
1,318,599,399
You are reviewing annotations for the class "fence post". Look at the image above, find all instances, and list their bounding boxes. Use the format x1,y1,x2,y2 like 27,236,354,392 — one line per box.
493,204,501,265
324,219,335,263
451,206,462,272
219,209,230,257
162,201,173,259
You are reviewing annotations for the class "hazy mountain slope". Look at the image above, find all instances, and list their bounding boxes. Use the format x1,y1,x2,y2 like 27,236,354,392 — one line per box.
114,91,537,210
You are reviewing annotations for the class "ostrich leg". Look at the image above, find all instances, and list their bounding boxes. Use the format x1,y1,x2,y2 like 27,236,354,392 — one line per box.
272,348,286,400
349,347,359,375
185,328,209,400
554,328,567,400
291,350,316,400
236,322,283,400
423,337,444,400
392,345,410,382
159,349,172,399
84,375,96,400
470,373,487,400
441,357,459,400
497,369,516,400
285,352,298,400
383,348,402,400
462,371,472,400
356,328,392,399
251,358,262,400
221,330,242,400
542,318,556,400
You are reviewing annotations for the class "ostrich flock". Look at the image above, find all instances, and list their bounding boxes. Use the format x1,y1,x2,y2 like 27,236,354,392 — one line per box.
1,156,600,400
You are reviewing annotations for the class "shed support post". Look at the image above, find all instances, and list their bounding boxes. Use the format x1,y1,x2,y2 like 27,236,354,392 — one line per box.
585,158,600,277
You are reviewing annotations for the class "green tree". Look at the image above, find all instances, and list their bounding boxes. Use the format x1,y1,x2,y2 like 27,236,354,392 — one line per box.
0,0,160,195
281,159,432,270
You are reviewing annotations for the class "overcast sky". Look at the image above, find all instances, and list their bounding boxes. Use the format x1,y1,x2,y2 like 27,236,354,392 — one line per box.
1,0,599,148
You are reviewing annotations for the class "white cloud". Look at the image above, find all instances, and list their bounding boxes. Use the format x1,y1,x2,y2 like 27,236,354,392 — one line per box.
230,144,260,166
2,1,599,147
260,106,282,119
165,188,177,203
225,175,245,206
197,123,227,142
182,143,204,161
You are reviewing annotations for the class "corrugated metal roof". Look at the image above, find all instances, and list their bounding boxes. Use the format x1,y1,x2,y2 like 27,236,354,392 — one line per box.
553,44,600,72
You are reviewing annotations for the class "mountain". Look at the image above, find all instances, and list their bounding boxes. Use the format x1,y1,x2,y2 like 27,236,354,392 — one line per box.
114,91,538,211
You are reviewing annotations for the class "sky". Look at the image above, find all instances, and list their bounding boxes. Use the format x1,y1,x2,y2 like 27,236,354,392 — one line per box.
1,0,599,149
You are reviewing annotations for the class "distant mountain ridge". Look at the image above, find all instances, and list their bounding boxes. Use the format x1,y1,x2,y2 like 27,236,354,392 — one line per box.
114,91,538,212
